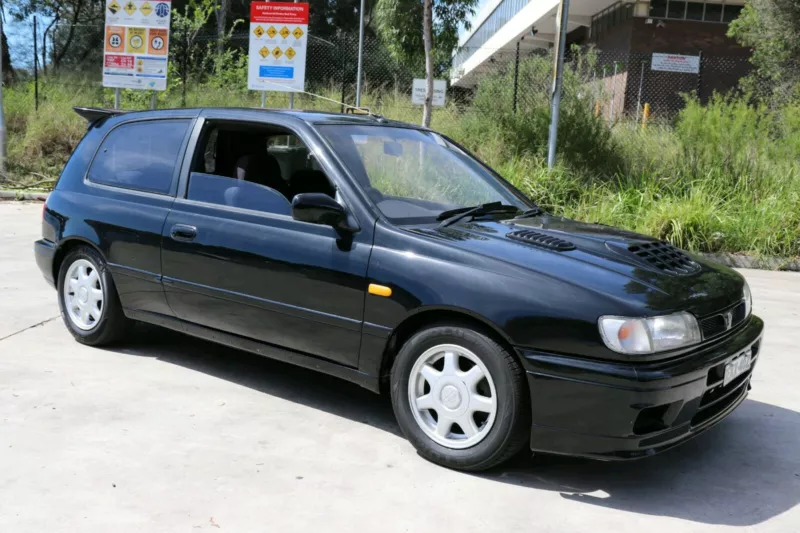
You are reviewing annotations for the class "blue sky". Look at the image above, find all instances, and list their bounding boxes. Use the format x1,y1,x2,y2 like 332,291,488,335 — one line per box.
4,8,52,69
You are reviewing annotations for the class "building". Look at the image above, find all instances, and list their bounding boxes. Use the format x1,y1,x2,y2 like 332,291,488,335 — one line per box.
452,0,750,116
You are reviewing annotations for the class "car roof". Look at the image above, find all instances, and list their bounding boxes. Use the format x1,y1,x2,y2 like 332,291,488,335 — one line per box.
74,106,426,130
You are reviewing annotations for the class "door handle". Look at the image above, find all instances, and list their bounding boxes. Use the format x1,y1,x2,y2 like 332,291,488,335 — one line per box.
170,224,197,242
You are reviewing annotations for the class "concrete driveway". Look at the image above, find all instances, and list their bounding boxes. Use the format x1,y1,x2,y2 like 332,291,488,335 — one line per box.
1,201,799,532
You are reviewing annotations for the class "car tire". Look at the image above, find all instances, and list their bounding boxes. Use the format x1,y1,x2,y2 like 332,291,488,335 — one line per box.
57,246,131,346
390,325,531,471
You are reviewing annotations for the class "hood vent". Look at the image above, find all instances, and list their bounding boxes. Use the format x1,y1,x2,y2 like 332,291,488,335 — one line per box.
628,241,701,276
506,229,576,251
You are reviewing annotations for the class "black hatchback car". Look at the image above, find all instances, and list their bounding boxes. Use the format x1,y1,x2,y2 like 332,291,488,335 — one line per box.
35,107,763,471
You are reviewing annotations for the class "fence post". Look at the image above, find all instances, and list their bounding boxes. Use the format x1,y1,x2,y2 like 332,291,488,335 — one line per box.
0,10,6,173
696,51,703,102
636,60,645,122
33,16,39,112
340,34,347,113
512,40,520,114
608,61,618,123
355,0,365,107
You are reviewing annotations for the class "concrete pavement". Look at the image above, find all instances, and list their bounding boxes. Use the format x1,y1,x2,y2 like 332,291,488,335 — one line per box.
1,201,799,532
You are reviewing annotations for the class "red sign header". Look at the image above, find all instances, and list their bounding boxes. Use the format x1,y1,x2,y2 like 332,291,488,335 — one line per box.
251,2,309,24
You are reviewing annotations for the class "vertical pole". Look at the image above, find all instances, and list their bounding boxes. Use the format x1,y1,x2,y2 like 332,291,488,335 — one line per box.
114,88,120,110
608,61,618,123
636,59,645,122
33,16,39,112
355,0,365,107
512,40,520,114
289,93,294,109
696,50,703,102
150,91,156,110
261,91,266,108
642,103,650,130
0,11,6,173
340,34,347,113
547,0,571,169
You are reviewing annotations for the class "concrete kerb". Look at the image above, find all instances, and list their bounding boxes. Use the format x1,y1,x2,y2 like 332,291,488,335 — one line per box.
3,191,798,272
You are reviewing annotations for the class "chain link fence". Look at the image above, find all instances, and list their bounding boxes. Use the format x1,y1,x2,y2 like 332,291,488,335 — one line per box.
25,21,757,126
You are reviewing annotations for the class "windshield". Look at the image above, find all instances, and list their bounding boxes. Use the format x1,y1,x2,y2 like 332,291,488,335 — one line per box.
318,125,530,224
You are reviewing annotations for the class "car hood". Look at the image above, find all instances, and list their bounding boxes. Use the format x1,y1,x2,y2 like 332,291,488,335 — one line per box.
407,214,745,317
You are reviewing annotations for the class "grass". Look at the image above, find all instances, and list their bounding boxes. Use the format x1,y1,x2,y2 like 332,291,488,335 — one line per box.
3,74,800,260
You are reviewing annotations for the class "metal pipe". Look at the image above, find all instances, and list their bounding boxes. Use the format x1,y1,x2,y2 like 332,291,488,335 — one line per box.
355,0,365,106
114,88,120,110
33,16,39,112
261,91,266,108
608,61,618,123
547,0,571,169
512,40,520,114
0,12,6,172
636,60,645,122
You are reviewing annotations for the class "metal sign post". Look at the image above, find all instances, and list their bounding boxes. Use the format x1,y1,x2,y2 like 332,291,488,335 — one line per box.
355,0,365,107
547,0,570,169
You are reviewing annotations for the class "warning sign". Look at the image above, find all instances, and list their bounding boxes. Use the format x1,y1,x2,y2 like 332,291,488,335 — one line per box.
651,53,700,74
126,27,146,53
248,2,308,92
104,0,171,91
253,25,265,38
148,28,168,55
105,25,125,52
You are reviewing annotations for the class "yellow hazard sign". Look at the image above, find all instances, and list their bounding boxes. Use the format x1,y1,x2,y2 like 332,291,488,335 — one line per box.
285,47,296,60
267,26,277,38
140,2,152,16
253,25,265,38
272,47,283,59
123,1,136,15
108,0,121,14
126,27,146,53
259,46,269,58
292,27,304,39
279,26,290,39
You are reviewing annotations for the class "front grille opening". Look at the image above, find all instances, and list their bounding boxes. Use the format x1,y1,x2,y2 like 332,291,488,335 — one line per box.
627,241,701,276
633,403,673,435
506,230,576,251
699,301,747,340
692,377,749,427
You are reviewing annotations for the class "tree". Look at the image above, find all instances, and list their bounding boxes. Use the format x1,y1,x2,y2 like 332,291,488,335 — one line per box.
374,0,477,126
728,0,800,103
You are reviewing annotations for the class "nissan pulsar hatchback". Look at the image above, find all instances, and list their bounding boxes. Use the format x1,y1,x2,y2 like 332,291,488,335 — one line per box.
35,107,764,471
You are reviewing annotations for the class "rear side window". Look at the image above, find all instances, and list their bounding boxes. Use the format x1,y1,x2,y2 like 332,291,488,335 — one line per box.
87,119,190,194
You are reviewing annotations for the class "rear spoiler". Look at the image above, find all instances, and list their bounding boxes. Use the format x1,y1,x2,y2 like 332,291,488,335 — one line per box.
73,107,126,123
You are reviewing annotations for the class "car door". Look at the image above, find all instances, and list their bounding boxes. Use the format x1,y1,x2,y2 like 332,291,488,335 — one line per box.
160,115,374,368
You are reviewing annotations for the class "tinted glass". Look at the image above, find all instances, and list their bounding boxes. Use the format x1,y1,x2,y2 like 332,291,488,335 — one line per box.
319,125,528,224
686,2,705,20
88,119,190,194
668,1,687,18
704,3,723,21
722,4,743,22
649,0,667,17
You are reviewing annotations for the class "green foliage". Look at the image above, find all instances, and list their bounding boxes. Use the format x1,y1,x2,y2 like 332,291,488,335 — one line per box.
728,0,800,103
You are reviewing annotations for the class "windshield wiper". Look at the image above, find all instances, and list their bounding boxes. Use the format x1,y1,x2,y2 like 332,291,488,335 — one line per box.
515,206,543,218
436,202,520,228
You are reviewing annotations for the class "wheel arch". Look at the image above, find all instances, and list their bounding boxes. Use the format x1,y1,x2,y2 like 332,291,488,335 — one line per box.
377,306,519,394
52,237,107,284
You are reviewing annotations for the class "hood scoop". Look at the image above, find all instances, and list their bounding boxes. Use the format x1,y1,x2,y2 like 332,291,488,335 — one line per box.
623,241,701,276
506,229,576,251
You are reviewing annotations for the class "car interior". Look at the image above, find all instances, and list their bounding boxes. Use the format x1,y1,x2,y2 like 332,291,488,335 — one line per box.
187,122,337,213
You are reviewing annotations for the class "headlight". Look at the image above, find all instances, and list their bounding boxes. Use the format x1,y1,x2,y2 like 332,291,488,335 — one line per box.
598,312,701,355
743,280,752,318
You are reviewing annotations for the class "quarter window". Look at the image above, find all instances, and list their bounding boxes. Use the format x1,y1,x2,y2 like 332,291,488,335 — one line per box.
88,119,190,194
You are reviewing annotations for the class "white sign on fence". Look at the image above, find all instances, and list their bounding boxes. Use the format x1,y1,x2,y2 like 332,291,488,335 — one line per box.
412,79,447,106
103,0,171,91
248,2,309,92
651,53,700,74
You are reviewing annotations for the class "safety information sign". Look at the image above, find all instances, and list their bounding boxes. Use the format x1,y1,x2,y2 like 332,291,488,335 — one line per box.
248,2,309,92
103,0,171,91
651,53,700,74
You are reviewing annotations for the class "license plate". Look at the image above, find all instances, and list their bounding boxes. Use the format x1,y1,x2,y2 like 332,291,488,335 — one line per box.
723,351,752,386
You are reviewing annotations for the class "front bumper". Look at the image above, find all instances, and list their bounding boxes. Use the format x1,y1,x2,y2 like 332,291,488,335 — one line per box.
34,239,57,288
519,314,764,460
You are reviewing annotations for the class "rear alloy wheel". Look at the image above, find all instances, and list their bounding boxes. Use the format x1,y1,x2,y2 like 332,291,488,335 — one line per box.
391,325,530,471
57,246,131,346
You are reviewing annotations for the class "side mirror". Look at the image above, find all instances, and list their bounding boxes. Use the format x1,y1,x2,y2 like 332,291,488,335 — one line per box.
292,193,354,232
